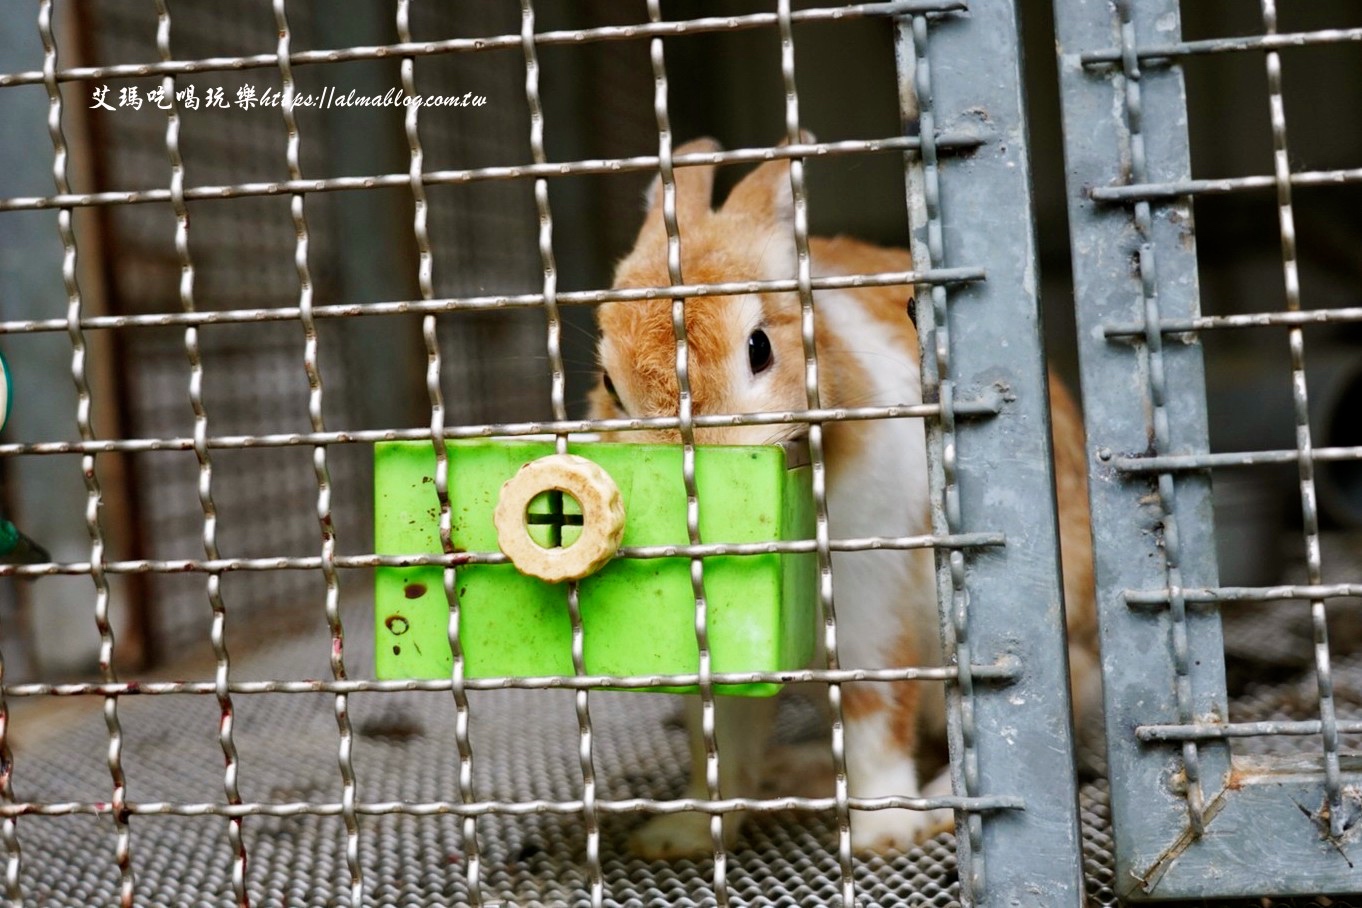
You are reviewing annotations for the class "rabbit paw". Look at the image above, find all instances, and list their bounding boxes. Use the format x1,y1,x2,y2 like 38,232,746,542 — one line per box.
629,812,731,860
852,770,955,853
851,808,935,853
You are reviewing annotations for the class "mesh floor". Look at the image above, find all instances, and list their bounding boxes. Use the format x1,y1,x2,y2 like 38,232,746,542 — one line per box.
5,598,1361,908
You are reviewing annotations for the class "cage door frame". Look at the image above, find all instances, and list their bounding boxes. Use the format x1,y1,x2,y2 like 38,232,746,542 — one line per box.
897,3,1086,904
1052,0,1362,899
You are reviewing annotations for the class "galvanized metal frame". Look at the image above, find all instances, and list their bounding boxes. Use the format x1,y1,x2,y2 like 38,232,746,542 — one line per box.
1053,0,1362,900
0,1,1085,905
900,3,1085,904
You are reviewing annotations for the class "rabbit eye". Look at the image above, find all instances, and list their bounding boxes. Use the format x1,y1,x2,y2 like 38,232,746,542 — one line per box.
748,329,774,375
602,373,624,408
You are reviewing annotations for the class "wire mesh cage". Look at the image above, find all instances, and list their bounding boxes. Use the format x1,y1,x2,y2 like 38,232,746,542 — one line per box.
1053,0,1362,902
0,0,1100,905
1,0,1360,907
0,1,1094,905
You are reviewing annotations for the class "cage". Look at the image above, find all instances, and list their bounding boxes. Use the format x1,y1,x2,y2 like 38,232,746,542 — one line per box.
0,1,1359,907
1054,0,1362,902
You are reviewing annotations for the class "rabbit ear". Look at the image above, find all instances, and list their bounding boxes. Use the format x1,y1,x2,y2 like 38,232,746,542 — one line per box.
641,137,722,228
721,131,815,224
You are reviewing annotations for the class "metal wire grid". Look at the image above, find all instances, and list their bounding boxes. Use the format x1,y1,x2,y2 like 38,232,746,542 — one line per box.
73,0,370,663
12,2,554,673
0,1,568,670
82,2,341,321
0,1,1086,905
1136,0,1350,826
1100,6,1362,774
1056,0,1362,899
37,3,133,904
640,2,726,901
8,605,1362,907
402,2,548,429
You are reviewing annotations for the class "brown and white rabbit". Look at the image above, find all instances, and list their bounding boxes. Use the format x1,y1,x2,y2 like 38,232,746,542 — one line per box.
588,137,1098,857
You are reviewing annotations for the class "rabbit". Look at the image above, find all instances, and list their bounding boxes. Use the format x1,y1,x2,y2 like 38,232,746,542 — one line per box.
587,137,1098,858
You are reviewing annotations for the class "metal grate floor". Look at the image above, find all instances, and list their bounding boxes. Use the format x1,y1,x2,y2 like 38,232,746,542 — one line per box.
6,599,1360,908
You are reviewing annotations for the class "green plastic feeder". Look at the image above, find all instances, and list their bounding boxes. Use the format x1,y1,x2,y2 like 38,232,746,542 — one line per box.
373,439,816,696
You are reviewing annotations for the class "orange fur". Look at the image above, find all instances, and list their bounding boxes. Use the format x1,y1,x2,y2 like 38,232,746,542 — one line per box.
841,684,887,722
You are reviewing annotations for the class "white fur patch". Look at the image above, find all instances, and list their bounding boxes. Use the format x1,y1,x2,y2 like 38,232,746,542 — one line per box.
726,293,769,406
811,288,937,673
844,708,942,850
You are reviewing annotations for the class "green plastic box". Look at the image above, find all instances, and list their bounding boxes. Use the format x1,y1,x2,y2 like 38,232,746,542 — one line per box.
373,439,816,696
